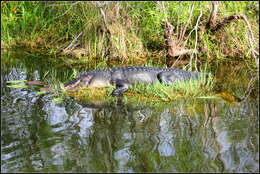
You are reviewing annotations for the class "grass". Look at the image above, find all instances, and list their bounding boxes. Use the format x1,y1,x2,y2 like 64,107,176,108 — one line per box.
126,72,215,101
1,2,258,66
64,72,216,105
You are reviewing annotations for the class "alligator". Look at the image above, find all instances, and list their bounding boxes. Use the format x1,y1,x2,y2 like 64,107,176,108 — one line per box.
64,66,206,96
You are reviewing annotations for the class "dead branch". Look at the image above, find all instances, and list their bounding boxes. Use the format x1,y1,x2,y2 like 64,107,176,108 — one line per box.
190,6,203,70
63,31,83,52
91,2,111,35
207,1,220,28
156,1,168,22
214,14,258,63
164,21,196,57
206,1,258,65
53,5,77,19
211,14,246,31
99,8,108,28
240,76,258,102
158,2,197,59
240,14,259,65
164,21,176,57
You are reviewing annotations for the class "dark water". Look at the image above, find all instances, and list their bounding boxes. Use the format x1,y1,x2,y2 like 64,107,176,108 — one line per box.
1,50,259,173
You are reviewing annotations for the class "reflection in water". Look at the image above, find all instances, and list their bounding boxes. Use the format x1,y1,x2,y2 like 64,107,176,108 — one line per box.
212,102,259,172
1,50,259,172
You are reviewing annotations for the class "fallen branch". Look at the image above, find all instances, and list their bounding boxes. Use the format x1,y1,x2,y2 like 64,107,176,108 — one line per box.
206,1,258,66
214,14,258,64
63,31,83,52
210,14,247,31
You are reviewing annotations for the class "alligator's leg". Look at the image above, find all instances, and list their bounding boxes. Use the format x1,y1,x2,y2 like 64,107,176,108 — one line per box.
111,79,130,96
157,71,188,85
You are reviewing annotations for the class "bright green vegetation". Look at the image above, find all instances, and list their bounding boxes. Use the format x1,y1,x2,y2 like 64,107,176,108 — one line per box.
1,1,259,68
127,73,215,101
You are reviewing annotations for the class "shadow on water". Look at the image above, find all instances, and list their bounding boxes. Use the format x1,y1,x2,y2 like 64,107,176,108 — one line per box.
1,50,259,172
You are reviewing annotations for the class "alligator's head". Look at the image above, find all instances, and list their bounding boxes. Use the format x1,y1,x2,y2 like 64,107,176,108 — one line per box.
64,75,92,91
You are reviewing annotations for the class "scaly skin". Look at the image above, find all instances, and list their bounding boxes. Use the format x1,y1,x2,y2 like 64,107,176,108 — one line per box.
64,66,204,96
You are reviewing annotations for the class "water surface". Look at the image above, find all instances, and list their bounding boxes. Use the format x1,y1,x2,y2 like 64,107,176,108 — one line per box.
1,50,259,172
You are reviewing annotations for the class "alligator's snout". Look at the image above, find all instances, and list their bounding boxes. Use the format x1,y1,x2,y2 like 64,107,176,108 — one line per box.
64,79,81,91
64,75,93,91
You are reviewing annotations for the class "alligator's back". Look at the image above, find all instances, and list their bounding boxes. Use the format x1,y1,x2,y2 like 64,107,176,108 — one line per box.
111,66,162,84
110,66,201,84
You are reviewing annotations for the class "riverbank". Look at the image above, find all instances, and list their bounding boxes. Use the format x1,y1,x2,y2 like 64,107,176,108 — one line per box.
1,1,259,70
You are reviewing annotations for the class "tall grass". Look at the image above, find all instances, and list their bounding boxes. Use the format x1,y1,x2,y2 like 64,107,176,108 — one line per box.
2,2,51,44
126,71,215,102
1,1,258,67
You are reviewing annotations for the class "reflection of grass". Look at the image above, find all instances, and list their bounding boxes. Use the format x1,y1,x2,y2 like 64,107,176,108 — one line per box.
65,87,115,105
65,73,216,104
217,91,241,103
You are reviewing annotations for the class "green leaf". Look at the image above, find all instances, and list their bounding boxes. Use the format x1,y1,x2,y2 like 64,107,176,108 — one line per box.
52,97,63,102
6,80,27,84
6,84,28,88
36,91,47,95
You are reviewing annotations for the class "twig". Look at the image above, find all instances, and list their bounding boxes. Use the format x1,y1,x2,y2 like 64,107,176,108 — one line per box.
63,31,83,52
208,1,220,28
178,3,194,43
240,76,257,102
92,2,109,32
177,24,183,42
189,6,203,70
183,25,196,47
193,5,203,71
46,2,80,7
207,3,258,66
156,1,168,21
92,1,107,8
241,14,256,44
176,2,181,39
240,14,259,65
213,14,259,64
99,7,108,28
53,3,80,19
170,54,182,68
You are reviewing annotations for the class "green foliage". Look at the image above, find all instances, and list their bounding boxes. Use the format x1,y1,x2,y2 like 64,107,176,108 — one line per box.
128,72,215,102
1,2,51,41
1,1,258,65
